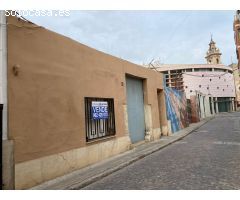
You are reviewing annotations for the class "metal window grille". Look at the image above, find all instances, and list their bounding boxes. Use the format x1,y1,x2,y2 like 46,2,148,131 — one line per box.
85,97,116,142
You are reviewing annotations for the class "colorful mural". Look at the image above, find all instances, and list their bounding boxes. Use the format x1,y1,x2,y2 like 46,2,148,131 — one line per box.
189,95,201,123
164,87,189,133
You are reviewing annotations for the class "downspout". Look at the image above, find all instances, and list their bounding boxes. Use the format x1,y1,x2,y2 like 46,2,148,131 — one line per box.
0,10,10,189
0,10,7,141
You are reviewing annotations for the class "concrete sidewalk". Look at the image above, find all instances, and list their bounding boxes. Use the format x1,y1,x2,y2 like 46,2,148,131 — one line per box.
31,117,214,190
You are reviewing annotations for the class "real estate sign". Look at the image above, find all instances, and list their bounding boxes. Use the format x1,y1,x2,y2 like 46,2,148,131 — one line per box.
91,101,109,120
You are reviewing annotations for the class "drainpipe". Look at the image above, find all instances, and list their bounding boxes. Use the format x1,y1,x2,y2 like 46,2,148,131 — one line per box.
0,10,8,189
0,11,7,141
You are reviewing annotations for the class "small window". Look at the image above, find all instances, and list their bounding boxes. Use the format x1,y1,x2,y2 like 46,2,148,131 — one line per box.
223,89,225,91
190,90,193,93
217,87,219,89
207,87,209,90
185,86,188,89
199,85,201,88
202,74,204,77
210,79,212,81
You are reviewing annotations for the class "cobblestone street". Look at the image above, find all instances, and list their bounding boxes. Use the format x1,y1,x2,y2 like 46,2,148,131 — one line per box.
83,112,240,190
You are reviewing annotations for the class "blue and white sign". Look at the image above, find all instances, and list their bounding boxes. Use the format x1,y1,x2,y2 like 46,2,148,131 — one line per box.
91,101,109,120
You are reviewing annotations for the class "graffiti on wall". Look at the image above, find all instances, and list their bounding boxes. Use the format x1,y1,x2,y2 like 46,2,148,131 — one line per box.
165,87,189,133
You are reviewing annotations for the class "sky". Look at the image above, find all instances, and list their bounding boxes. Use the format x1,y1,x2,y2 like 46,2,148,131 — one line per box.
25,10,237,66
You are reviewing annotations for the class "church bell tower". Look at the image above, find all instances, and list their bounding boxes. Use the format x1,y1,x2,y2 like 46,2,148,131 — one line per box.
205,36,222,64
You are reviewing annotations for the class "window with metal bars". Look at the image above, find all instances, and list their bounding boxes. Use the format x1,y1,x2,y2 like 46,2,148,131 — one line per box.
85,97,116,142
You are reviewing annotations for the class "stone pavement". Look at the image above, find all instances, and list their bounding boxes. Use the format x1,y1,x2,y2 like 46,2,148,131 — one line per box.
31,117,214,190
83,112,240,190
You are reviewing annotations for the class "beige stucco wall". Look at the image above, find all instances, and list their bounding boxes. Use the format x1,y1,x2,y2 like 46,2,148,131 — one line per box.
15,135,130,189
7,16,166,189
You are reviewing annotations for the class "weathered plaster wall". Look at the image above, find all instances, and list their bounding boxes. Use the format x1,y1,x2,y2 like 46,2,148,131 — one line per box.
7,16,166,189
15,135,130,189
189,95,200,123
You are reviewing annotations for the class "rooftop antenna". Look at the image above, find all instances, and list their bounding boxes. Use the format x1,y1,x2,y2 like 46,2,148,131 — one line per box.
148,58,154,68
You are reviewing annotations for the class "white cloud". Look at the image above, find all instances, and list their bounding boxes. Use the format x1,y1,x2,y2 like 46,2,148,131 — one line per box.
25,10,237,65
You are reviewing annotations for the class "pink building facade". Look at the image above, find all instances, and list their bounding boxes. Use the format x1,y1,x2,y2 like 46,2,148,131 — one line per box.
183,71,235,99
182,66,235,99
148,38,236,113
151,64,236,113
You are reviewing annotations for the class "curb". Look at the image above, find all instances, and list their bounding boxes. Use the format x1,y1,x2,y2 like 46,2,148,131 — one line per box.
31,117,214,190
68,117,214,190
